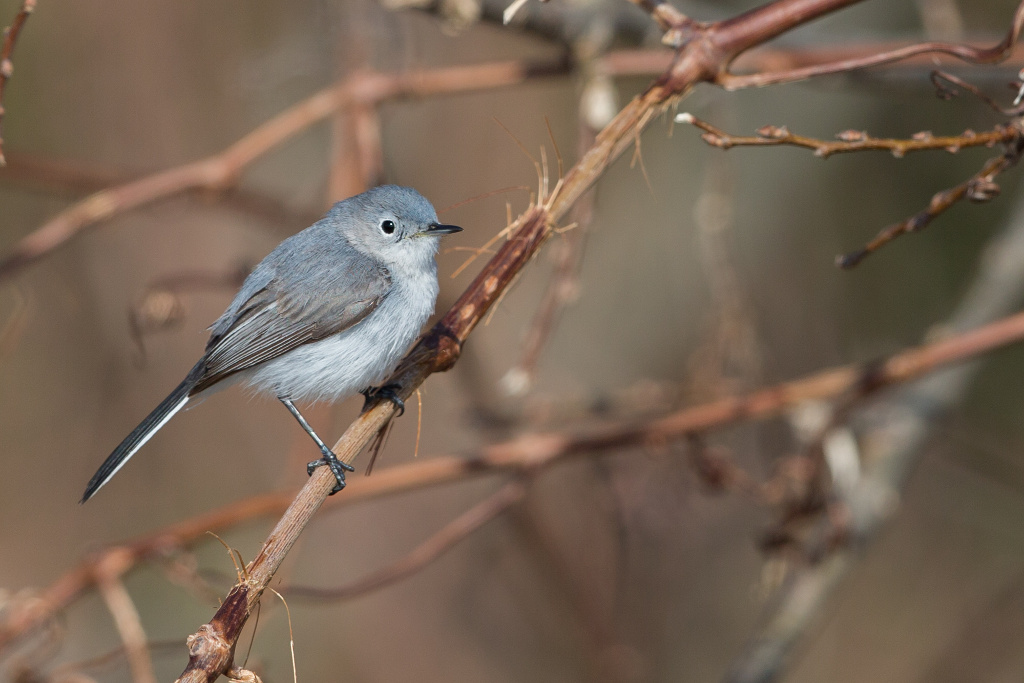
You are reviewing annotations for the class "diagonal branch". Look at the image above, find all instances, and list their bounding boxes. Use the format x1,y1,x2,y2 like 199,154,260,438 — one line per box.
838,148,1023,268
6,305,1024,656
283,479,528,601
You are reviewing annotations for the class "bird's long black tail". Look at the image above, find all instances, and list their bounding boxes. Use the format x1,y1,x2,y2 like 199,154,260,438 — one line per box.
81,364,203,503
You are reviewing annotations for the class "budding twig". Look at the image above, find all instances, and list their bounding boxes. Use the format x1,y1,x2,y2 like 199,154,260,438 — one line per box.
837,149,1022,268
677,112,1024,268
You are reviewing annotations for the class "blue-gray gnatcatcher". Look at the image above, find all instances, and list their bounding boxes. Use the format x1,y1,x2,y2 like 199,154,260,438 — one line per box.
81,185,462,503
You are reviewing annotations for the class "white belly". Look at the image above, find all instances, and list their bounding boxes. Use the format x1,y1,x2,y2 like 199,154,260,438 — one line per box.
241,276,437,403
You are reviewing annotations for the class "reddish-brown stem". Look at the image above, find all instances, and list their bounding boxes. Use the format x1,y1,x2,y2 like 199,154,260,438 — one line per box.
717,0,1024,88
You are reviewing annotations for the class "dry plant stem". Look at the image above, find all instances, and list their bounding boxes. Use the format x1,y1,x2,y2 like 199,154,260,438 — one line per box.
284,480,527,600
6,306,1024,657
95,572,159,683
682,114,1022,159
0,58,569,282
0,0,34,166
838,151,1018,268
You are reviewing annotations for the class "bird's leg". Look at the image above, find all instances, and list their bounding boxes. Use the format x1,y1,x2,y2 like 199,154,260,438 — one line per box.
360,384,405,416
279,396,353,494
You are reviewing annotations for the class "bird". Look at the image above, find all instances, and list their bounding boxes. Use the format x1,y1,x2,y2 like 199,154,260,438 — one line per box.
81,185,462,503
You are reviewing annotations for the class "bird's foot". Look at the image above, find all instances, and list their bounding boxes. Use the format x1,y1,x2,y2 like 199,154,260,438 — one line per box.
360,383,405,416
307,447,356,495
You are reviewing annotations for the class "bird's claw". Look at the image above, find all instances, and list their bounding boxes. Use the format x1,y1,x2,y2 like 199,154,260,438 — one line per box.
360,383,405,416
307,448,355,495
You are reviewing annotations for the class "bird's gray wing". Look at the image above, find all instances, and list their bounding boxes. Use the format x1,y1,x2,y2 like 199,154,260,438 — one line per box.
192,243,391,393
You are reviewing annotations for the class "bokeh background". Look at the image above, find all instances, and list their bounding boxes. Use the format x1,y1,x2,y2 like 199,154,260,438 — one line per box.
3,0,1024,681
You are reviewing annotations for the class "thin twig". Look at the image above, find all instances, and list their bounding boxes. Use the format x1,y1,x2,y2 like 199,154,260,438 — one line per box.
284,480,527,600
714,0,1024,89
678,113,1021,159
0,0,35,166
676,113,1024,268
95,570,159,683
837,149,1021,268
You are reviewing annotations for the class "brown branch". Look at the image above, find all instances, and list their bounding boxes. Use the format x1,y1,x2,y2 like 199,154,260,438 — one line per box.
715,0,1024,89
0,0,34,166
178,303,1024,680
837,149,1022,268
677,113,1024,268
284,480,527,601
678,113,1022,159
148,4,1024,674
0,58,570,282
6,306,1024,657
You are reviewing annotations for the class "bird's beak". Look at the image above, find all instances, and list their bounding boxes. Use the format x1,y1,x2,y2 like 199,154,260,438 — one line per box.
424,222,463,235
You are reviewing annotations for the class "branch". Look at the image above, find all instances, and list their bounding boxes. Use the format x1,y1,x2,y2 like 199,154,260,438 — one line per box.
677,113,1024,268
0,0,34,166
283,480,527,601
95,571,159,683
0,58,570,282
726,172,1024,683
6,306,1024,656
715,0,1024,89
838,148,1022,268
678,113,1022,159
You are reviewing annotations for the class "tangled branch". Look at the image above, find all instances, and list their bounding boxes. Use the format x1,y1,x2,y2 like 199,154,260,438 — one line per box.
4,306,1024,660
678,112,1024,267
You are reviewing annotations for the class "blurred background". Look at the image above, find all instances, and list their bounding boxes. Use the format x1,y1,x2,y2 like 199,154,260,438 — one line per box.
3,0,1024,681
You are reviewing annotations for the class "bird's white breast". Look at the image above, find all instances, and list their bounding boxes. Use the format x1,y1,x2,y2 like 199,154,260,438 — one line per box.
242,261,439,403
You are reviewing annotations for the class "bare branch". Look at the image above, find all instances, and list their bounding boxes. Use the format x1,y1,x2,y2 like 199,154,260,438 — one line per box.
676,113,1024,267
678,113,1021,159
0,58,570,282
284,480,527,600
95,570,158,683
716,0,1024,89
838,148,1021,268
5,307,1024,659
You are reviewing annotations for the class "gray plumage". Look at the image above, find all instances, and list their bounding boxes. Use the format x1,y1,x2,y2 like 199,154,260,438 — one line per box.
82,185,462,502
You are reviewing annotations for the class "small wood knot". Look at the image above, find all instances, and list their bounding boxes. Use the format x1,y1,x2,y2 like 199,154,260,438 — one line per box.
186,624,231,659
429,326,463,372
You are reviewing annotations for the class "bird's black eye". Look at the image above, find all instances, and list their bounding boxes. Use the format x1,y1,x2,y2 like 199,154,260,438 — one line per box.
381,220,396,235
